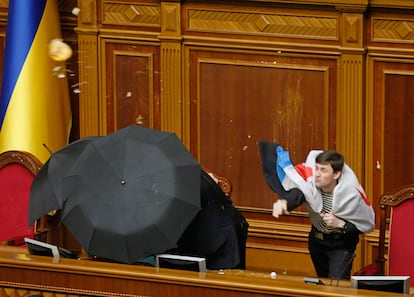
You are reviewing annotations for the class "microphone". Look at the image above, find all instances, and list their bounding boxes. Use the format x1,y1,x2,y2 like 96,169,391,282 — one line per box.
329,251,356,286
43,143,53,155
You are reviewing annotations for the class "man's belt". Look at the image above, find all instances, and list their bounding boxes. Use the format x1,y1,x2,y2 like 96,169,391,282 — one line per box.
313,228,342,240
315,230,325,240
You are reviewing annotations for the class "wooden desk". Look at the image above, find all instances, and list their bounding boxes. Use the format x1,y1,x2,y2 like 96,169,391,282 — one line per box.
0,246,406,297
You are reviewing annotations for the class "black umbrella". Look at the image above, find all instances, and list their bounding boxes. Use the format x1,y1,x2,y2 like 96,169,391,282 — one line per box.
29,125,201,264
29,137,97,224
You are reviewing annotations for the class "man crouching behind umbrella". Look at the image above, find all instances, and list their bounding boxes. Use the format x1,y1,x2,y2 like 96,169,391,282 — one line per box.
259,141,375,280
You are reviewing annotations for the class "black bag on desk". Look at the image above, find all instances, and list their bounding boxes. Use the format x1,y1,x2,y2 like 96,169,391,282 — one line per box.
176,170,249,270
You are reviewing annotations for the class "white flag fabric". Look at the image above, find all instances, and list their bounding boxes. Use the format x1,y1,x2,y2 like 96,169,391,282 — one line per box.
276,146,375,233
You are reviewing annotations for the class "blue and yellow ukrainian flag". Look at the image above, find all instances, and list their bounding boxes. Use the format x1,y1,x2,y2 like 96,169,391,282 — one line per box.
0,0,72,164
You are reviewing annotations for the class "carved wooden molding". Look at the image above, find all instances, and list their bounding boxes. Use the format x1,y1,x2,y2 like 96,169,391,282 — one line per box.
343,14,362,45
372,17,414,43
0,281,148,297
162,2,180,35
0,151,42,175
78,0,96,26
335,4,367,13
369,0,414,9
102,1,160,28
247,219,310,241
379,185,414,206
187,8,339,40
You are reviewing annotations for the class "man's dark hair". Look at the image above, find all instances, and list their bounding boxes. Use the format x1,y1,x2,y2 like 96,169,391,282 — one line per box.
315,150,344,172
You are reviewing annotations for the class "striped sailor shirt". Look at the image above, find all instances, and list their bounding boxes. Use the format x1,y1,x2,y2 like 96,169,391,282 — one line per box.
307,191,342,234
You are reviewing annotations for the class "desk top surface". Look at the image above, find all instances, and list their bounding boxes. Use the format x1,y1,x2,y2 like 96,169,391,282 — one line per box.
0,245,408,297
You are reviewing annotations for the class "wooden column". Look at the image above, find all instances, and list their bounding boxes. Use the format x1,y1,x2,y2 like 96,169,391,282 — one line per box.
335,3,368,271
76,0,100,137
159,1,183,138
336,5,367,179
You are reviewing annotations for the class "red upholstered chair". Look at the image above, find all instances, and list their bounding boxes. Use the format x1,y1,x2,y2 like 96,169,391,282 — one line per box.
0,150,42,246
376,185,414,286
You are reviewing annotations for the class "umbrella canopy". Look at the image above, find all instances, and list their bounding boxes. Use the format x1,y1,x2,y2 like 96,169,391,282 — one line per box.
29,125,201,264
29,137,97,223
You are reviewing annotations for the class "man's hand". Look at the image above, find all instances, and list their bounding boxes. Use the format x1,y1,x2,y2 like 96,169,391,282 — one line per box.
272,199,289,218
322,213,345,229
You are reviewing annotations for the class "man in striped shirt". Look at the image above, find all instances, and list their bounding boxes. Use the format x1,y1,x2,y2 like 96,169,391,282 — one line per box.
305,151,361,279
259,142,374,280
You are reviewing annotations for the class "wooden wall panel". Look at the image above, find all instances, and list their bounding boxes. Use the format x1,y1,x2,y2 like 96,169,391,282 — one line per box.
246,220,314,275
383,70,414,190
365,9,414,235
101,41,161,133
246,246,314,276
187,50,337,212
367,58,414,225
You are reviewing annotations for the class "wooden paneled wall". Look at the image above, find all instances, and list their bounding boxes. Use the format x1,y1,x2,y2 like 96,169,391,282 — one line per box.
1,0,414,276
